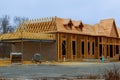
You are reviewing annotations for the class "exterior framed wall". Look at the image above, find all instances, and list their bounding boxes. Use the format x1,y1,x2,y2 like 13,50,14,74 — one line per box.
57,32,120,61
12,41,57,61
98,36,120,59
9,32,120,62
57,32,97,61
87,36,95,59
11,33,120,62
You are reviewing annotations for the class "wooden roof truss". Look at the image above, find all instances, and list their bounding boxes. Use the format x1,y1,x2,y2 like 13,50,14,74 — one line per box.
17,17,57,33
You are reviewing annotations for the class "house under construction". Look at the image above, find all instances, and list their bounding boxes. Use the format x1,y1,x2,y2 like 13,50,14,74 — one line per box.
0,16,120,61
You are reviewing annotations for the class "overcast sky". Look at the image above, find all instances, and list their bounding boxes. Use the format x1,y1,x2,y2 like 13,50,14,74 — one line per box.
0,0,120,27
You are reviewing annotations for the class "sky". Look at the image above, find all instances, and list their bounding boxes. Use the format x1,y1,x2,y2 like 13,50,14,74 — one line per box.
0,0,120,27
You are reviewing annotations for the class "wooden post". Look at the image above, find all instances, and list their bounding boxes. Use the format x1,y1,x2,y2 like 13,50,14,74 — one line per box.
90,42,92,56
96,37,99,59
77,35,80,61
57,33,60,61
67,34,71,61
84,37,88,58
20,24,24,62
59,33,62,61
39,42,41,55
20,24,24,54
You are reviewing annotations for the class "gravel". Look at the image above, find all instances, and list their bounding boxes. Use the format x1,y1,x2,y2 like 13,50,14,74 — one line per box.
0,62,119,79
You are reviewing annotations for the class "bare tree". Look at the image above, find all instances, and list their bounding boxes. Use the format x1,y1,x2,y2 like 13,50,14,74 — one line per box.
0,15,14,58
0,15,28,58
0,15,14,33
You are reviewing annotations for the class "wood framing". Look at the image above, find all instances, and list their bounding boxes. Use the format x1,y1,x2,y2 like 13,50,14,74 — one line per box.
0,17,120,61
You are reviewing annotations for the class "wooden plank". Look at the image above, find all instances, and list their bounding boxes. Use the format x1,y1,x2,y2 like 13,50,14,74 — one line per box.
59,33,62,61
57,33,60,61
67,34,72,61
84,36,88,58
76,35,80,61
